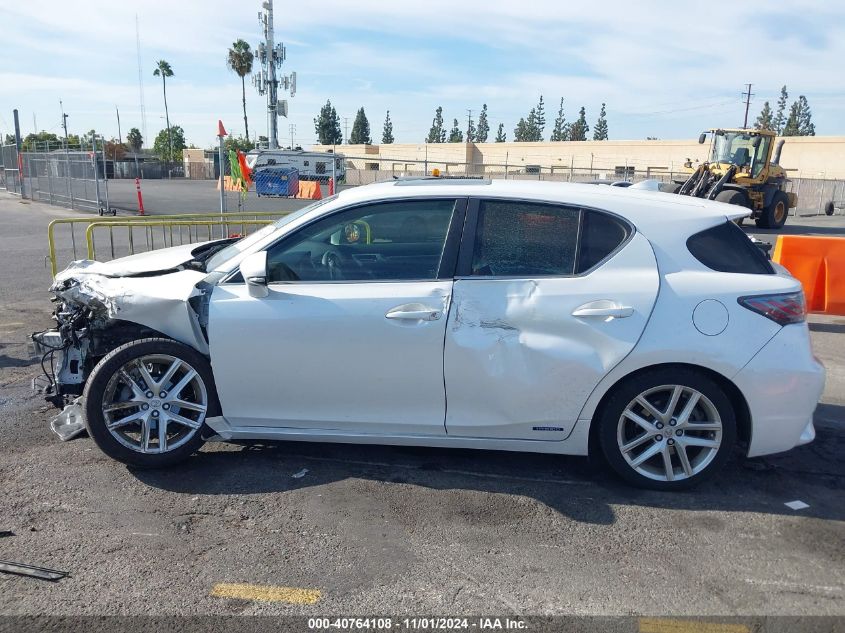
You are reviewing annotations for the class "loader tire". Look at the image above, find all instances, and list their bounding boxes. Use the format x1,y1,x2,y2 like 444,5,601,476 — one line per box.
756,191,789,229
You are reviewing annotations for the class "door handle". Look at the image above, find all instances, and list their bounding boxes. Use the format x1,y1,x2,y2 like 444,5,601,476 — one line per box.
385,305,442,321
572,300,634,319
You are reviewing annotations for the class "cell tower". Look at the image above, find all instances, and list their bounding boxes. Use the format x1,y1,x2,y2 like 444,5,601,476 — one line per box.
136,15,147,145
254,0,296,149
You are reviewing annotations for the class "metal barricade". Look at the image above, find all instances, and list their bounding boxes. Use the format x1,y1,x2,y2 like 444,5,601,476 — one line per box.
48,211,288,276
85,220,275,262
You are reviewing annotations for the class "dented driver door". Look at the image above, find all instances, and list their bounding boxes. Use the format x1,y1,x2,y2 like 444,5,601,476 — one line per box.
443,199,659,441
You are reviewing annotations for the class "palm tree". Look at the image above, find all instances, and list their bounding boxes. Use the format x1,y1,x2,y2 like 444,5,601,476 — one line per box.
153,59,174,172
227,40,254,140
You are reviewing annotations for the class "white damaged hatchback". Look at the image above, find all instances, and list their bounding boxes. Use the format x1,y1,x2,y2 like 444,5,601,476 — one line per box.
34,179,825,490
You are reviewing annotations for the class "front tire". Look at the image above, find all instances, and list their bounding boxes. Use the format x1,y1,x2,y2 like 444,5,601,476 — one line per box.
756,191,789,229
597,368,736,490
83,338,219,468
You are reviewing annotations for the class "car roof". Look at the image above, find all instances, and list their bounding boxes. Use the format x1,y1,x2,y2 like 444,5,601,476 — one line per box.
332,179,742,236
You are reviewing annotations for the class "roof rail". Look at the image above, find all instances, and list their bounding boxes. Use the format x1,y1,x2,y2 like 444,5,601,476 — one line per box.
393,176,491,186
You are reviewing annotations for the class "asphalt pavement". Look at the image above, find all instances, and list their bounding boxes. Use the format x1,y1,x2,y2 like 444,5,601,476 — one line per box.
0,191,843,622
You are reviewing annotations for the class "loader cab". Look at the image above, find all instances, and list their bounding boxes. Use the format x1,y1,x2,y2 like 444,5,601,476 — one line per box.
701,129,773,182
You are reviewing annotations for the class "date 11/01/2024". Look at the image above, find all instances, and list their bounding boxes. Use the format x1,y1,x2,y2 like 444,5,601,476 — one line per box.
308,617,528,630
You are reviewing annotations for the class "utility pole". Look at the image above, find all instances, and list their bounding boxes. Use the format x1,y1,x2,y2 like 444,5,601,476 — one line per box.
289,123,296,149
60,100,74,208
254,0,296,150
115,106,122,145
742,83,754,129
343,118,349,144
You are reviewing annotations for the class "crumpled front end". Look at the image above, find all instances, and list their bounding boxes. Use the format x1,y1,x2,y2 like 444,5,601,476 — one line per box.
32,260,212,400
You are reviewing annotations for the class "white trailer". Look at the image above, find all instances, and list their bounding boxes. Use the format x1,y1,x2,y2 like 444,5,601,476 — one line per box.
245,149,345,182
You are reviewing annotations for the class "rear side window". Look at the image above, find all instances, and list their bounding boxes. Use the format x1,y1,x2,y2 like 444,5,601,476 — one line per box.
471,200,579,276
576,210,631,273
687,222,773,274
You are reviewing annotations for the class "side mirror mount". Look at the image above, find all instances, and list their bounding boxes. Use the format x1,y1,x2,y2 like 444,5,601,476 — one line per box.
240,251,269,298
752,136,762,149
698,132,707,144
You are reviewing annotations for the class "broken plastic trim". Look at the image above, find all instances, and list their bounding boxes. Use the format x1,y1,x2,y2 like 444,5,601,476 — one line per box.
0,560,69,582
50,397,87,441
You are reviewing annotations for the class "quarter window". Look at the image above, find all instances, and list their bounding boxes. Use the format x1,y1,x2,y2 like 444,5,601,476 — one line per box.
687,221,774,274
470,200,580,276
576,210,631,273
263,199,457,282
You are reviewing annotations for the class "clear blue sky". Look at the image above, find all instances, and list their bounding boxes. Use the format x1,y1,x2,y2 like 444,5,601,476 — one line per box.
1,0,843,148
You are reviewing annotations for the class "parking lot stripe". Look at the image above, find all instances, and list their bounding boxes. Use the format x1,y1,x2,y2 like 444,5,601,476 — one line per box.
639,619,750,633
211,582,321,604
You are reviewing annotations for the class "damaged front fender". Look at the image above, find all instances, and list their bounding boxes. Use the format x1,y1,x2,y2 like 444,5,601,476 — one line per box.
51,260,211,354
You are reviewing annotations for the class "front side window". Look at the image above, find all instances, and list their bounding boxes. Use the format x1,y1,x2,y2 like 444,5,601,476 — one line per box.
264,199,457,282
470,200,580,276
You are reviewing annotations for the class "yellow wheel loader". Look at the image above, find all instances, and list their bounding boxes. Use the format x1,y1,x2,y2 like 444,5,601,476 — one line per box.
670,129,797,229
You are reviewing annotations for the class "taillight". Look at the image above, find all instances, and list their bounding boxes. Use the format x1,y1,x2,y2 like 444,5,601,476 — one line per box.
738,291,806,325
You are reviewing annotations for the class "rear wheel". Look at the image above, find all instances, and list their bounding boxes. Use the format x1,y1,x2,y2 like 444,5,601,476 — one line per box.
756,191,789,229
83,338,219,468
598,368,736,490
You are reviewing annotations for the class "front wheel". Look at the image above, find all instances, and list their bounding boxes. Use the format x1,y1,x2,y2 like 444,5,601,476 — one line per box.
83,338,219,467
598,368,736,490
756,191,789,229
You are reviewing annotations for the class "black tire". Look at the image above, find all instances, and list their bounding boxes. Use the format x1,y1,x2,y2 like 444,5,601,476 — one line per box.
715,190,750,226
597,367,737,491
756,191,789,229
825,201,835,217
83,338,220,468
715,189,745,206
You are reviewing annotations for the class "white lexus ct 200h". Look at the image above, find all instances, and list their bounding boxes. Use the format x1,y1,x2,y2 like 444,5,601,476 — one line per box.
36,179,825,490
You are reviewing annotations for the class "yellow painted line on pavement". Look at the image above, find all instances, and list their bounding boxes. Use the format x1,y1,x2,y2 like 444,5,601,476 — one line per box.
211,582,321,604
639,619,750,633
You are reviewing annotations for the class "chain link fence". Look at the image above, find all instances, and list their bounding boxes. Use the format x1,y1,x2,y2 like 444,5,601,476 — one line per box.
21,148,107,211
341,155,844,217
0,143,22,195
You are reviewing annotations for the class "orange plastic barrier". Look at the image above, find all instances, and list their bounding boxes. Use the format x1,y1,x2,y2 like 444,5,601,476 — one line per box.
772,235,845,315
296,180,323,200
216,176,246,192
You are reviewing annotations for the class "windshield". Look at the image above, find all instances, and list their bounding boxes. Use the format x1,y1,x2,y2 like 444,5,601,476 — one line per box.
204,195,338,271
710,132,771,177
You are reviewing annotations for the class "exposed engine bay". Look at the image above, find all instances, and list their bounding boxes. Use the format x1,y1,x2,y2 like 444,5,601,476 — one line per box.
31,240,232,406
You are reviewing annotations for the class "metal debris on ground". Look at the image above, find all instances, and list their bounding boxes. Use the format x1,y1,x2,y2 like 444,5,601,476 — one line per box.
291,468,309,479
0,560,69,581
49,397,87,441
784,500,810,511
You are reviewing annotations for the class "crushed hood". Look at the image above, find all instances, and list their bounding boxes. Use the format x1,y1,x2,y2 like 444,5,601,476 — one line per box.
60,241,218,278
51,246,218,353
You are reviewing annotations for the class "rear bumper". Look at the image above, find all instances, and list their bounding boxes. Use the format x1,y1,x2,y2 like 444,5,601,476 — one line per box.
733,323,825,457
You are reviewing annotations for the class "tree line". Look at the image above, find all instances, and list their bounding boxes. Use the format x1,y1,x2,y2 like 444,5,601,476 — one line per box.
754,86,815,136
313,95,610,145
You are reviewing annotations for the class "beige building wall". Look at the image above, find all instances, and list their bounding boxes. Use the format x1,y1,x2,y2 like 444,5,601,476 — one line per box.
313,136,845,179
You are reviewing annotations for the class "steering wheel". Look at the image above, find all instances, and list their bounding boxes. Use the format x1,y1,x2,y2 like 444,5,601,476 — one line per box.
321,248,365,280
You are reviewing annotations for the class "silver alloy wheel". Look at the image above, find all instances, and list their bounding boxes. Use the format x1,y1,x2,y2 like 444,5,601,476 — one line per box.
101,354,208,454
617,384,723,482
